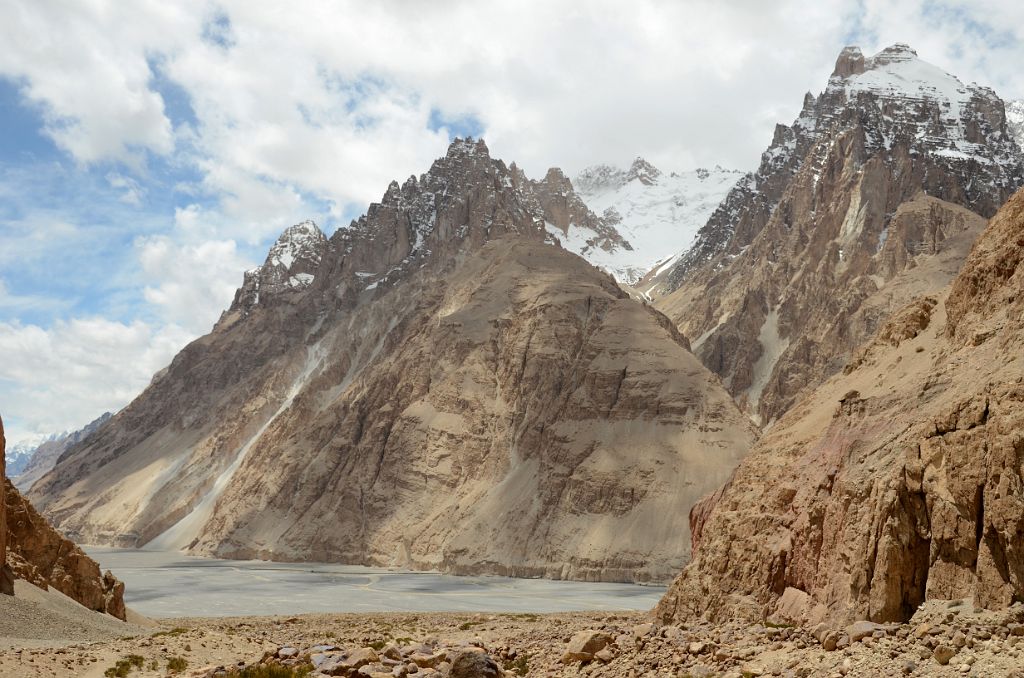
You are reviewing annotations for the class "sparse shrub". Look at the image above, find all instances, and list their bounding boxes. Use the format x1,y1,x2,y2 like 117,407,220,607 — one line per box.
167,656,188,673
152,627,189,638
504,652,530,676
103,654,146,677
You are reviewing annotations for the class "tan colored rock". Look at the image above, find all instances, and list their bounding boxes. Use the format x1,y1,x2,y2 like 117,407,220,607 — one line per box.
0,415,11,596
561,630,613,663
4,477,125,619
656,187,1024,625
934,645,956,665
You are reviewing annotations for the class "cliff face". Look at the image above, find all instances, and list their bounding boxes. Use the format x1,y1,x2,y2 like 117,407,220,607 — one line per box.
0,415,122,617
0,417,11,595
652,44,1023,424
31,140,757,583
657,186,1024,625
4,478,125,620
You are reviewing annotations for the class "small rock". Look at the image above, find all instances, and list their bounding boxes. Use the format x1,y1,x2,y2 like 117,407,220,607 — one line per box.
846,621,881,642
901,660,917,675
410,652,445,669
952,630,966,648
632,623,654,639
933,645,956,665
594,648,615,663
822,631,839,651
277,647,299,659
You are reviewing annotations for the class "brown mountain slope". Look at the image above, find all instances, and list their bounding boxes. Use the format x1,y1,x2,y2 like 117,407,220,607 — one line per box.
652,44,1023,425
656,186,1024,625
31,140,757,583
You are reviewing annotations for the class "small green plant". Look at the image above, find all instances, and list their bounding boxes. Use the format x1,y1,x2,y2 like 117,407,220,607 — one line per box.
504,652,530,676
458,620,478,630
152,627,189,637
103,654,146,677
148,659,159,670
368,639,386,650
167,656,188,673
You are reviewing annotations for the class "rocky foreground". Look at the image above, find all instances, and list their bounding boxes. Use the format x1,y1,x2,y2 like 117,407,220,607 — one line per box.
4,602,1024,677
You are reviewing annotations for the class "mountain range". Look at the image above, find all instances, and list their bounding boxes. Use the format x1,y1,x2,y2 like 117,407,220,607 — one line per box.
12,43,1024,628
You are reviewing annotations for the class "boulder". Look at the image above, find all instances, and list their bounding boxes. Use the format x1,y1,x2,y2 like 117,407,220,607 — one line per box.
448,649,503,678
561,630,613,663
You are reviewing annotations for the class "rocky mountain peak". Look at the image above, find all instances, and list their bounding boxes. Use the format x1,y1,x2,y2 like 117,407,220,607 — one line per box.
831,45,865,78
228,138,624,318
626,157,661,185
663,44,1024,290
229,220,328,313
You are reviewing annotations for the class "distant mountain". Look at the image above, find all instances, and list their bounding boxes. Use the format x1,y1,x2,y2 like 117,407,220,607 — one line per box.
571,159,742,287
12,412,112,492
651,43,1024,424
31,139,756,583
4,440,38,478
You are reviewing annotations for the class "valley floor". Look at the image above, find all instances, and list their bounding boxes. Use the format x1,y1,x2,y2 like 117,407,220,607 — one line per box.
3,600,1024,677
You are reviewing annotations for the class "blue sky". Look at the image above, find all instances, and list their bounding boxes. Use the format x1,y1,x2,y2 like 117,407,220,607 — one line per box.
1,0,1023,445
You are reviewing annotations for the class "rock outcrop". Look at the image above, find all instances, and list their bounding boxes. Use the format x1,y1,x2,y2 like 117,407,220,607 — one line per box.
657,186,1024,626
652,44,1024,424
1,415,123,616
0,417,11,595
4,478,125,619
31,139,757,583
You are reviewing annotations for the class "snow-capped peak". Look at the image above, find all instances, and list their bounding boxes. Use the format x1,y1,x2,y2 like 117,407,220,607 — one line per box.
626,157,661,186
1008,99,1024,151
266,220,327,271
572,162,743,284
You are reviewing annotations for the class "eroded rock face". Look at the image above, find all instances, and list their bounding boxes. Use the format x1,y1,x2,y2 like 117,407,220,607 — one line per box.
31,139,757,583
0,415,122,616
0,416,12,595
653,44,1022,424
657,186,1024,626
4,478,125,619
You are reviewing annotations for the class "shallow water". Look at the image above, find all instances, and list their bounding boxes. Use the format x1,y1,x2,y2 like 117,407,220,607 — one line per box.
85,548,666,618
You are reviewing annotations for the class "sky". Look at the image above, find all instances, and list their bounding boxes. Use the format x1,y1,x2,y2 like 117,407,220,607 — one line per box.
2,0,1024,445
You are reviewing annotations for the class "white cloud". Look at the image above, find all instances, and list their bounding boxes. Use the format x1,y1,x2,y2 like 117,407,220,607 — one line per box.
0,317,192,445
136,234,253,334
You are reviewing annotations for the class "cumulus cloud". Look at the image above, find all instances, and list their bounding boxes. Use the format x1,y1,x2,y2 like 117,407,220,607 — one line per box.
136,234,253,334
0,318,192,443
